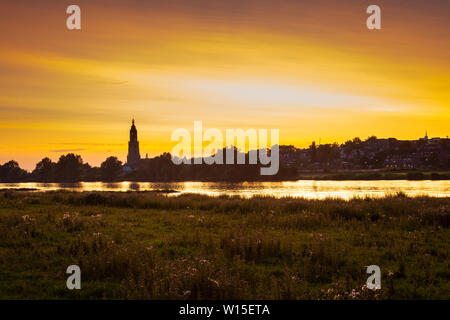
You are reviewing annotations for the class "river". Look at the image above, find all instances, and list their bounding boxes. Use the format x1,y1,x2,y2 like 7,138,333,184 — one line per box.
1,180,449,200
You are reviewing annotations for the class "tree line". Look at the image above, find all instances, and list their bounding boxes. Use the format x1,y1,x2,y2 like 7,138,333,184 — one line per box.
0,154,123,183
0,150,295,183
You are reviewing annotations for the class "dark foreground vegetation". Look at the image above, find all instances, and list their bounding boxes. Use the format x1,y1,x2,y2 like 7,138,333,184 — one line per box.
0,191,448,299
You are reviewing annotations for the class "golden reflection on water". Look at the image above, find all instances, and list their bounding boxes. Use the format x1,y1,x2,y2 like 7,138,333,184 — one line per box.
1,180,449,200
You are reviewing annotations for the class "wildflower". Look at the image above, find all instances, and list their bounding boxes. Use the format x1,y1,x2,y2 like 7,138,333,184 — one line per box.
208,278,220,287
183,290,191,297
21,215,35,224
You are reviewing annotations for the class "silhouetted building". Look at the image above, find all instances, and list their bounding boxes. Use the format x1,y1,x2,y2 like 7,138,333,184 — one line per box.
127,119,141,166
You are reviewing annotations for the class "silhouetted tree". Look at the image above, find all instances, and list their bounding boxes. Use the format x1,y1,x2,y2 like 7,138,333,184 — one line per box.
0,160,29,182
82,163,100,181
100,157,123,181
32,157,56,182
309,141,317,163
317,143,340,164
55,153,83,182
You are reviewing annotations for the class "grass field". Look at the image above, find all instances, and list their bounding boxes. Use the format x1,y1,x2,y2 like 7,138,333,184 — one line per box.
0,190,448,299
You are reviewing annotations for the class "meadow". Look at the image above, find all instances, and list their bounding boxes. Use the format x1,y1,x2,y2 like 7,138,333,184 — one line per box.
0,190,448,299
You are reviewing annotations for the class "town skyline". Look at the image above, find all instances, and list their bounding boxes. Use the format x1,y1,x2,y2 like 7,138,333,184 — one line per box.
2,119,448,172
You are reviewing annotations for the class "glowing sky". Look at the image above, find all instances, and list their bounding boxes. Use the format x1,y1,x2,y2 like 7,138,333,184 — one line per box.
1,0,449,170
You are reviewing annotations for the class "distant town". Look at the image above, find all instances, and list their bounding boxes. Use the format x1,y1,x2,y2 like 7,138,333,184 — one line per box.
0,120,449,183
280,132,450,171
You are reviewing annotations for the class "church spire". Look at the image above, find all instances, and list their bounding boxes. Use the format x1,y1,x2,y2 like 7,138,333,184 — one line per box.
127,118,141,166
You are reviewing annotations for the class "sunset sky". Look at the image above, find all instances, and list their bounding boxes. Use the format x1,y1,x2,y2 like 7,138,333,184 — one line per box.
1,0,449,170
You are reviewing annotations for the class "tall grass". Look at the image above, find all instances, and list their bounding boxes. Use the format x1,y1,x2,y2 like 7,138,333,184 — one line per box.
0,190,448,299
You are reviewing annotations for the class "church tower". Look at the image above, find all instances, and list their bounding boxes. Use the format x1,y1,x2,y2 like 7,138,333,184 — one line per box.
127,118,141,166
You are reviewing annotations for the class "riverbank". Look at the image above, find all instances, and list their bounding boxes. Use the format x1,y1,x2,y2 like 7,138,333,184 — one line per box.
296,170,450,181
1,170,449,183
0,191,448,299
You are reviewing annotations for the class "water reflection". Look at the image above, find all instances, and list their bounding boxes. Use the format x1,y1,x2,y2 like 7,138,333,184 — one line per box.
0,180,449,200
129,183,140,191
104,182,120,189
